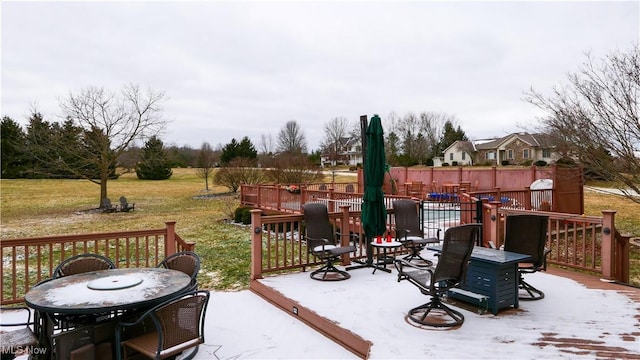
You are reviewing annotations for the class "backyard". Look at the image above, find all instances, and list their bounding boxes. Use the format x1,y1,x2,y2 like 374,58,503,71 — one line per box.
1,168,638,289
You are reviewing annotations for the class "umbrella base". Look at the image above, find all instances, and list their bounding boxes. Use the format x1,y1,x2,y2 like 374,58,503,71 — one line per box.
346,260,392,274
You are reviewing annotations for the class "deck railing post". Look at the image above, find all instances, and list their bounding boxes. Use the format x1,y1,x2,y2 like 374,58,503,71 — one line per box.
277,184,282,212
616,232,631,283
339,205,351,265
301,185,308,211
250,209,264,280
600,210,616,282
257,185,262,207
524,186,532,210
165,221,177,257
328,187,336,213
488,201,502,248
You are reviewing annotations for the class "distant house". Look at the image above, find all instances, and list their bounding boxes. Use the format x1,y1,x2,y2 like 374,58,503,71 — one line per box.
320,137,363,167
443,132,559,166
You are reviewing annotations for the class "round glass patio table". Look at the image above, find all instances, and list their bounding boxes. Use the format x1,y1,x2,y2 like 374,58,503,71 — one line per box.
25,267,191,315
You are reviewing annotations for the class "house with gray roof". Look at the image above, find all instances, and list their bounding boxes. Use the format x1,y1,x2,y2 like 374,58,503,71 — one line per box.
443,132,559,166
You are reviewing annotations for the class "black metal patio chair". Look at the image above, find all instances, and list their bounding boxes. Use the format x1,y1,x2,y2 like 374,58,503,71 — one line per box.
392,199,440,267
302,203,356,281
503,214,550,300
395,224,480,328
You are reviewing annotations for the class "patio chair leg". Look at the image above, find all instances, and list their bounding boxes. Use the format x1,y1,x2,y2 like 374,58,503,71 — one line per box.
519,277,545,300
310,260,351,281
402,251,433,267
407,297,464,327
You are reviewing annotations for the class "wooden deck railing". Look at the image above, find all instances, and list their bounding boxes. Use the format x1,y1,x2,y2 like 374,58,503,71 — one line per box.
481,202,630,283
241,183,412,213
0,221,194,305
250,206,415,280
250,194,630,284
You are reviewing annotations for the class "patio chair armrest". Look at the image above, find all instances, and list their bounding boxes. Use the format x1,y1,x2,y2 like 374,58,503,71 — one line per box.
394,258,433,274
392,228,410,240
0,305,33,327
305,236,333,254
334,231,359,242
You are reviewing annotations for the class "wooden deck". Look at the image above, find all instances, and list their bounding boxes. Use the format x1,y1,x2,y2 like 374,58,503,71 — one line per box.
251,265,640,359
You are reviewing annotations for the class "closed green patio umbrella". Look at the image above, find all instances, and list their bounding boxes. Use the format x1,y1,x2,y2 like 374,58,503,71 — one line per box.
347,114,387,272
362,115,387,239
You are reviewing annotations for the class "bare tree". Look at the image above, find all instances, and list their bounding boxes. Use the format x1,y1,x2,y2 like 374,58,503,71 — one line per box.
196,142,215,191
276,120,307,154
213,157,266,193
35,84,166,207
259,133,275,155
525,45,640,202
320,116,351,166
266,153,324,184
397,112,421,164
419,111,456,158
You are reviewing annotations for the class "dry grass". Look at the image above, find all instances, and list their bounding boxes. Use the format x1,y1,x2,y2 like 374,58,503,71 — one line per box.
1,170,638,289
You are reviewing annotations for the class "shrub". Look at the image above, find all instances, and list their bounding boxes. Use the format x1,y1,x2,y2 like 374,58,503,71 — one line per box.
521,160,533,166
451,161,458,166
234,206,250,223
534,160,547,167
555,157,577,167
501,160,510,166
442,163,450,167
241,208,252,224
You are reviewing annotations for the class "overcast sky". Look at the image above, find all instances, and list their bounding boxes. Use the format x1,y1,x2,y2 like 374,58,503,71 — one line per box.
2,1,638,151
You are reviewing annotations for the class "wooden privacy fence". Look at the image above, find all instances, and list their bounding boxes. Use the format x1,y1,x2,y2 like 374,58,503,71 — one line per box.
0,221,194,305
241,183,558,215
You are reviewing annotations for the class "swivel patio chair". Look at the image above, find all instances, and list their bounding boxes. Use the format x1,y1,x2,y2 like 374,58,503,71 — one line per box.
302,203,356,281
392,199,440,267
117,290,210,360
503,214,550,300
53,253,116,278
395,224,480,328
157,251,200,292
0,306,38,360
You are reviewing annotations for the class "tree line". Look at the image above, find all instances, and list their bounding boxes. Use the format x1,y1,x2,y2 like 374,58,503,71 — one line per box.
2,45,638,204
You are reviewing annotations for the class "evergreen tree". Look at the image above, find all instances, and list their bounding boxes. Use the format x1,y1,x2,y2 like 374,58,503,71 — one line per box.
220,137,257,165
1,117,28,178
135,136,173,180
237,136,258,159
437,121,468,156
385,131,400,166
25,112,55,178
220,138,240,165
